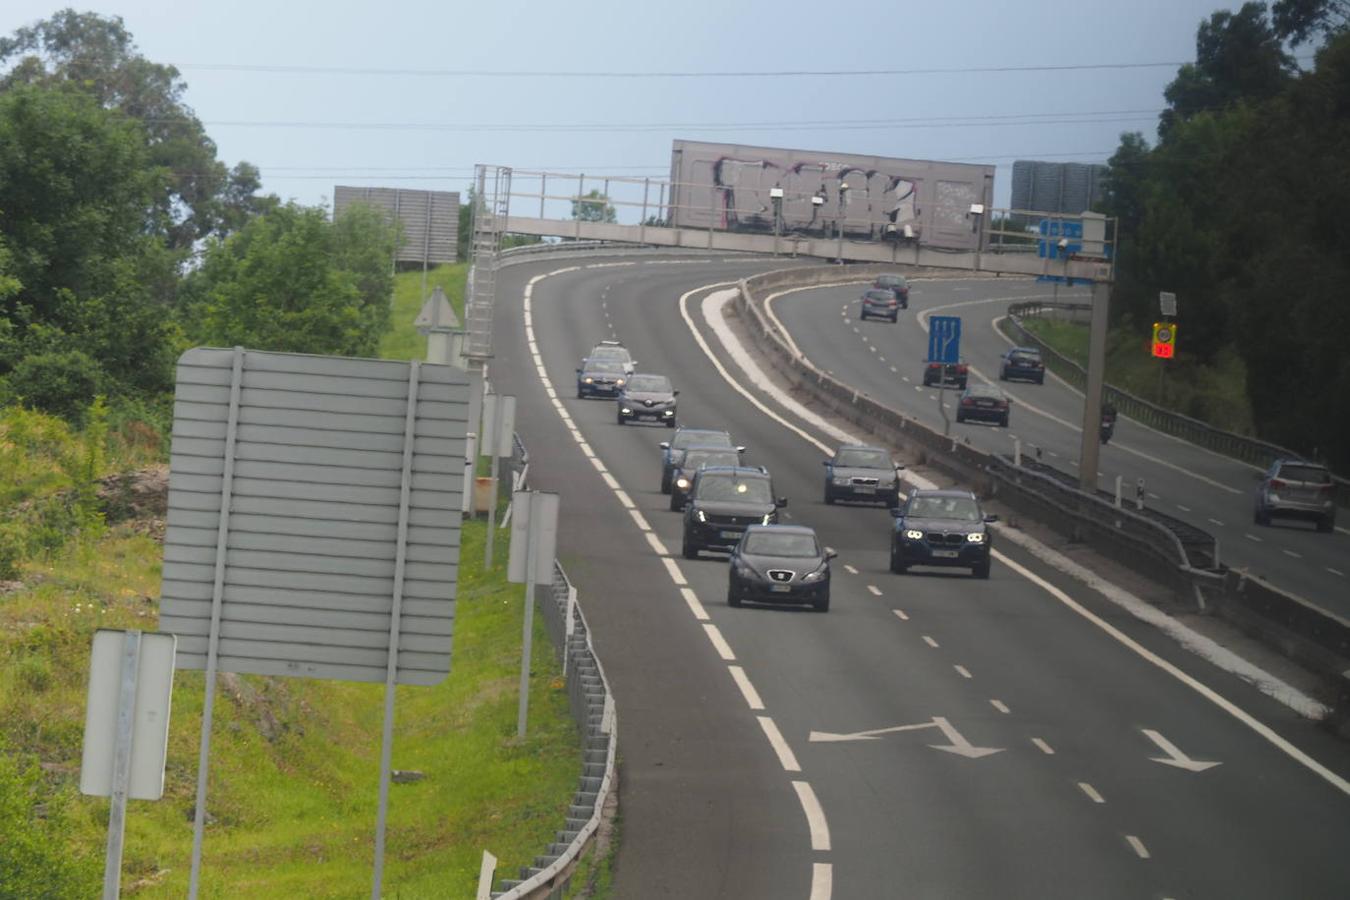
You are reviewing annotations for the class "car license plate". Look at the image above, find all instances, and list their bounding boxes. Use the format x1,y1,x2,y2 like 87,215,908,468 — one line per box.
720,530,740,539
932,549,959,558
770,585,791,593
854,486,874,494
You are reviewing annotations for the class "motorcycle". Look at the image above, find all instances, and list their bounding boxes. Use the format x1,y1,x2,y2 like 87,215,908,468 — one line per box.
1099,416,1116,445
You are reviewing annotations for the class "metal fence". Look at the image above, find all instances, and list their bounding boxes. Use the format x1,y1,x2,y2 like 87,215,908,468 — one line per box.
1003,301,1349,507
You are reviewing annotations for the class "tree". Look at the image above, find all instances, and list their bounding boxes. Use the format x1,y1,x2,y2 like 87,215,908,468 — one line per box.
0,9,275,246
1273,0,1350,44
181,203,398,358
571,189,617,223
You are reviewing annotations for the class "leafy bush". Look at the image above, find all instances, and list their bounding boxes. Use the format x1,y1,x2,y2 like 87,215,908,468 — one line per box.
0,741,99,898
1,350,105,423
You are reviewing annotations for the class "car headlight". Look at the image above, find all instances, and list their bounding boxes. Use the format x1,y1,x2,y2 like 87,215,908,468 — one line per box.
802,565,827,583
904,529,924,540
621,407,632,414
616,378,625,386
832,476,851,486
966,532,986,543
584,377,593,384
663,409,674,416
695,509,707,523
733,560,757,579
761,513,774,525
676,477,690,489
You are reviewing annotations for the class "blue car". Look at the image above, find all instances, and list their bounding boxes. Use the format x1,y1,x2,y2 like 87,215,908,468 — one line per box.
889,489,997,579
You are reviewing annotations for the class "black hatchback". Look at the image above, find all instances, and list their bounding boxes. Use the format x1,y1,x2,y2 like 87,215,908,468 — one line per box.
889,489,997,579
860,288,901,322
682,466,786,559
728,525,835,612
999,347,1045,384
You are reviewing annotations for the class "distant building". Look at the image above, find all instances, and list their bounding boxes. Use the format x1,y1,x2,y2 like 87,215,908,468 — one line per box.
1010,161,1107,215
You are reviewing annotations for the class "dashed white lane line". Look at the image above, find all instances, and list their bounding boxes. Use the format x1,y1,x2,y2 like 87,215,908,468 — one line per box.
792,781,832,851
922,635,939,648
1126,836,1151,859
954,665,972,679
729,665,766,710
1328,567,1345,577
589,457,607,473
893,610,909,621
990,699,1011,714
629,509,651,532
891,366,899,373
1176,504,1192,513
1032,738,1055,755
1282,549,1302,559
614,489,636,509
681,587,709,621
1245,533,1263,543
1208,518,1225,527
704,624,736,661
1078,782,1105,804
811,864,832,900
659,554,683,580
757,716,802,772
867,585,883,596
600,472,620,490
844,564,859,575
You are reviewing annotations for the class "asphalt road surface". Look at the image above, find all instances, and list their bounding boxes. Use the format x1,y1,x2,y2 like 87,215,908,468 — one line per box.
485,254,1350,899
765,277,1350,621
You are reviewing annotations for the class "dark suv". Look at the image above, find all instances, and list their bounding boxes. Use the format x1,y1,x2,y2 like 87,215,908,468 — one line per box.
999,347,1045,384
889,489,997,579
617,373,678,427
823,444,903,506
659,427,742,493
923,361,968,389
873,273,910,308
682,466,786,559
1254,459,1337,532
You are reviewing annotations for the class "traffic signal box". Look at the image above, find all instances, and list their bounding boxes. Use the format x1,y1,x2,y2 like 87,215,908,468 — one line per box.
1151,322,1177,359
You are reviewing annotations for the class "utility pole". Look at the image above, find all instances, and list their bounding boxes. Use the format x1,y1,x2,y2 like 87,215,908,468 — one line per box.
1078,280,1111,492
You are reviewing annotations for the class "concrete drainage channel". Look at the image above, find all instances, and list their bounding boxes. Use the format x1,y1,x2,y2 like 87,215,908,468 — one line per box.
483,439,617,900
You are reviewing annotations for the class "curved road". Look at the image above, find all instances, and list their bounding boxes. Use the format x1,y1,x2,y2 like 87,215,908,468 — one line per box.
767,277,1350,619
486,255,1350,899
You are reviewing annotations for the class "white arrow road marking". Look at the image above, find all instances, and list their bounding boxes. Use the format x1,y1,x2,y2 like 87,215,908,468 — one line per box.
809,719,939,743
1142,729,1221,772
929,716,1005,759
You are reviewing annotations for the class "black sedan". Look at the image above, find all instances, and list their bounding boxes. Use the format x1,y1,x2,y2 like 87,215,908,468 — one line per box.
873,273,910,308
728,525,835,612
955,383,1011,427
889,489,997,579
999,346,1045,384
576,358,627,399
617,373,678,427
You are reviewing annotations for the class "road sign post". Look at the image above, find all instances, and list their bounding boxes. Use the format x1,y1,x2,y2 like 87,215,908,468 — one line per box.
1079,281,1112,493
508,491,559,738
927,316,961,437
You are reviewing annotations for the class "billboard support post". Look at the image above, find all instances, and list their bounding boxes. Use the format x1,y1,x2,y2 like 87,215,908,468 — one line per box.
100,629,140,900
1079,281,1111,493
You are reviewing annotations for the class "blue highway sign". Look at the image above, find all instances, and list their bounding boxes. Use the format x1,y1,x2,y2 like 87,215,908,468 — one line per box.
928,316,962,364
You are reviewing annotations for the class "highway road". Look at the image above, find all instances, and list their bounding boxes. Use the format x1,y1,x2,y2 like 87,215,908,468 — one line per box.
487,254,1350,899
766,277,1350,621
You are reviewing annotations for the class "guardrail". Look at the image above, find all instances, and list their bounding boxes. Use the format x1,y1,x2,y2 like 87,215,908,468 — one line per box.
1003,301,1350,508
736,265,1350,683
480,440,618,900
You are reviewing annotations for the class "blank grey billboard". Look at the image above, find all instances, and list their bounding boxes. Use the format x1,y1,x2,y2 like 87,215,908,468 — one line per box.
667,140,994,251
1010,161,1107,216
334,186,460,265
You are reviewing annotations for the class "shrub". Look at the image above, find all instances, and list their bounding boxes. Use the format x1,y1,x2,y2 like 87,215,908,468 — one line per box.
0,741,100,898
2,350,105,423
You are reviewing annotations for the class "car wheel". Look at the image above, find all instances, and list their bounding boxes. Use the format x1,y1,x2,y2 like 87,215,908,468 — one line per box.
669,492,683,512
889,546,907,574
824,486,835,505
889,314,898,323
661,471,673,494
1254,508,1270,526
955,412,965,423
665,417,677,428
999,414,1009,428
682,534,699,560
616,411,626,425
813,593,830,612
972,560,991,579
728,585,742,607
999,368,1008,381
1035,375,1045,385
860,311,869,321
576,386,585,399
1317,515,1335,533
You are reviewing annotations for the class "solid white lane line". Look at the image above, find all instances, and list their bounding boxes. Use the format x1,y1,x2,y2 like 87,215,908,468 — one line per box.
990,547,1349,795
1282,549,1302,559
757,716,802,772
867,585,883,596
600,472,620,490
1078,782,1105,804
990,699,1011,714
1245,533,1263,542
954,665,972,679
792,781,832,851
922,635,939,648
893,609,909,621
628,509,651,531
659,554,683,580
729,665,766,710
811,863,832,900
1032,738,1055,755
844,564,859,575
681,587,709,621
1126,836,1151,859
614,489,636,509
704,624,736,661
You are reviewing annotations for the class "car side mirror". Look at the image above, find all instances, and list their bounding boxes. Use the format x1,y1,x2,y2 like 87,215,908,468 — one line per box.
984,514,999,523
890,507,904,518
826,550,838,560
822,460,830,467
659,442,670,450
776,497,788,508
575,368,583,374
673,390,680,396
737,446,747,453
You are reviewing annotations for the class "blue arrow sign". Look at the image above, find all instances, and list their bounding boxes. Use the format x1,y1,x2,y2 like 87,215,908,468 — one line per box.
928,316,962,364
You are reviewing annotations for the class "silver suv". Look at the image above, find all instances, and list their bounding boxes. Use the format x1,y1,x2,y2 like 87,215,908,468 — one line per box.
1254,459,1336,533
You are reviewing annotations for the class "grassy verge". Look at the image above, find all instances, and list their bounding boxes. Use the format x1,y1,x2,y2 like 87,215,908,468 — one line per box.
1018,317,1256,434
380,263,470,362
1,262,585,896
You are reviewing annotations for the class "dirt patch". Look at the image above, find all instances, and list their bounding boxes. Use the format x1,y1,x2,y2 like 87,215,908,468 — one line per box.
99,464,169,524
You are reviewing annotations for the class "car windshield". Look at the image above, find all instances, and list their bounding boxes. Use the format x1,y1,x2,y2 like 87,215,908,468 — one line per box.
743,532,819,557
586,360,625,374
967,386,1003,399
590,347,630,364
696,475,772,503
1010,350,1040,362
865,290,893,300
908,495,982,521
674,430,732,450
877,275,906,288
626,375,671,392
1277,464,1330,484
682,449,741,470
835,449,890,468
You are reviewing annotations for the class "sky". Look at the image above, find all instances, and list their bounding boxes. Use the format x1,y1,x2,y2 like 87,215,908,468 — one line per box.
1,1,1254,216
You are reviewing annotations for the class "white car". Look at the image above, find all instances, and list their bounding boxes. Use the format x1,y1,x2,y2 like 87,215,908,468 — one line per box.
586,340,635,375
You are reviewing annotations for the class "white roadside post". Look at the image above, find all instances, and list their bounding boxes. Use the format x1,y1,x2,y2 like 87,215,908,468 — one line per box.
482,394,516,568
507,491,560,738
1115,475,1124,508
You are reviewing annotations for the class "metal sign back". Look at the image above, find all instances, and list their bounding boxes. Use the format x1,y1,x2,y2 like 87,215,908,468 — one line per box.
80,630,177,800
928,316,962,364
159,348,469,686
